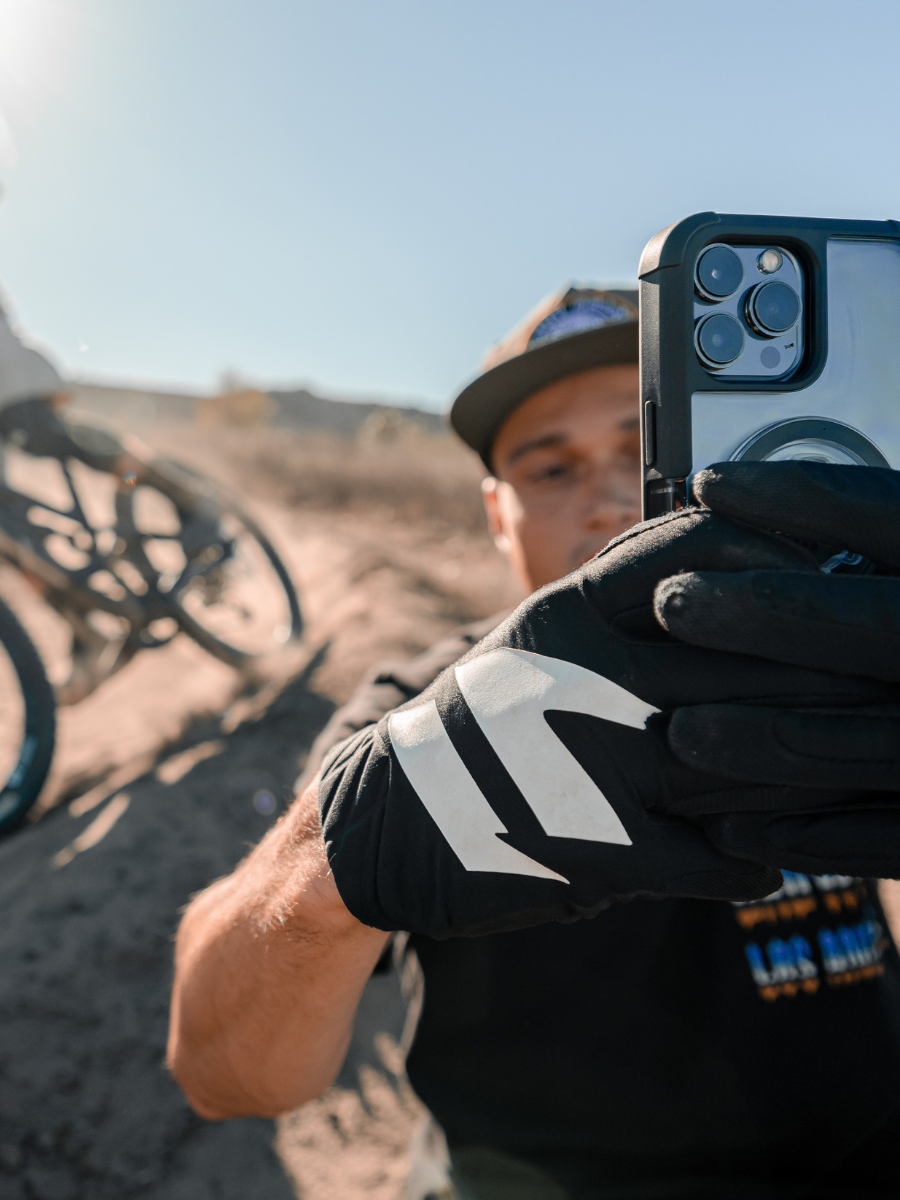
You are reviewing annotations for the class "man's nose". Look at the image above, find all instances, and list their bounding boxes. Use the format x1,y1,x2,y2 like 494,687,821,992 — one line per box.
582,470,615,528
582,468,640,531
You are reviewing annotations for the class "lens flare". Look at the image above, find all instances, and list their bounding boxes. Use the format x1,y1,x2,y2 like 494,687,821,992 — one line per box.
0,0,78,168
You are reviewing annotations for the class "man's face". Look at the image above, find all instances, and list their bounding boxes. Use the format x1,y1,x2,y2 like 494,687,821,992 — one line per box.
483,363,641,593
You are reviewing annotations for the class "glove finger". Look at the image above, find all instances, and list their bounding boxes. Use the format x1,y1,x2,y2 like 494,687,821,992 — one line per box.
654,569,900,680
659,861,783,902
588,506,818,639
703,807,900,879
692,461,900,571
667,703,900,796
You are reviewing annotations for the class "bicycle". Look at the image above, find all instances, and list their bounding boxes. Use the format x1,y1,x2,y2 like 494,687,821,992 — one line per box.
0,404,302,833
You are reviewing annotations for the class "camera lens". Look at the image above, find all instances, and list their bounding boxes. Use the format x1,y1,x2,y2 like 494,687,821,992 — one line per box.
696,313,745,367
745,280,800,336
695,245,743,299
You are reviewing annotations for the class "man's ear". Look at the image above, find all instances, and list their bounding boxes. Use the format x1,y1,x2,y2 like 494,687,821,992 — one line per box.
481,477,512,555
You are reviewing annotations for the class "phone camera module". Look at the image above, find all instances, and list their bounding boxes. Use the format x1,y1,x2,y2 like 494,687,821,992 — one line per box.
757,248,783,275
695,245,743,300
745,280,800,337
695,312,745,368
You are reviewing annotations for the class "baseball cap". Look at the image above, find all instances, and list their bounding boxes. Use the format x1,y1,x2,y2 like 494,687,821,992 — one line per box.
450,285,637,468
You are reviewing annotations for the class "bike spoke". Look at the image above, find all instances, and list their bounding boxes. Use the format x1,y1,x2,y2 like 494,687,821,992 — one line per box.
60,460,97,548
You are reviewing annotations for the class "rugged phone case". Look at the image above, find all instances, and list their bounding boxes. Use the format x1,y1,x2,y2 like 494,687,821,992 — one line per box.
638,211,900,519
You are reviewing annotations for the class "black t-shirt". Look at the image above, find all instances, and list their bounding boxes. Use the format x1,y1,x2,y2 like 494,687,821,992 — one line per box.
409,882,900,1199
309,619,900,1199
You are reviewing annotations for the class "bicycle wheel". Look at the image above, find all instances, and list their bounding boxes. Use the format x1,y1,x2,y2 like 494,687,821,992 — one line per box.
170,501,302,664
119,471,302,667
0,597,56,833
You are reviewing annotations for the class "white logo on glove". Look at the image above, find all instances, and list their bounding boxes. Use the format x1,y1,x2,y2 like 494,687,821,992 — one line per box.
388,649,658,877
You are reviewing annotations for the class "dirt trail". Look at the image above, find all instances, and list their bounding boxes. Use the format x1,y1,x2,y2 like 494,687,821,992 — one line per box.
0,427,517,1199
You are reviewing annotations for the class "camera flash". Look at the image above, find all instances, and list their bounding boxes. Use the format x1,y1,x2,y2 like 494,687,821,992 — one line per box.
758,248,783,275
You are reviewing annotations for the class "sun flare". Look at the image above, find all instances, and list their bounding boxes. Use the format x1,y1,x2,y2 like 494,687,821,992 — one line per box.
0,0,55,88
0,0,77,168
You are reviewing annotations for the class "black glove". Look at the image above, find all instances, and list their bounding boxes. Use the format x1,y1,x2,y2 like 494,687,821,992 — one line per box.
318,505,890,938
655,460,900,878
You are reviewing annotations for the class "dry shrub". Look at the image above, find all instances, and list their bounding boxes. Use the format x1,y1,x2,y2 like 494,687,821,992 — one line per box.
178,425,490,535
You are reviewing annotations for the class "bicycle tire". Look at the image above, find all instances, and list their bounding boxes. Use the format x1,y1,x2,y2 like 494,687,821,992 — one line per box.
0,597,56,834
167,498,303,666
16,419,302,670
113,451,302,665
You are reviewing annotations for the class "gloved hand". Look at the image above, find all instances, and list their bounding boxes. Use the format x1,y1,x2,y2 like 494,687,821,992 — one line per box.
318,502,891,938
655,460,900,878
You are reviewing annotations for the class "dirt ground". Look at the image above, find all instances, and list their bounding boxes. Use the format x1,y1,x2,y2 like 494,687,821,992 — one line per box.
1,420,898,1199
0,422,518,1199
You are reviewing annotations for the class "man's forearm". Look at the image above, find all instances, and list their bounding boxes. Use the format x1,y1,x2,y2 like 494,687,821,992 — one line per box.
167,777,389,1119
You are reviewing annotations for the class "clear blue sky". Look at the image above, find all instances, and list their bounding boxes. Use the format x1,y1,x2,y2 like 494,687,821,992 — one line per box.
0,0,898,410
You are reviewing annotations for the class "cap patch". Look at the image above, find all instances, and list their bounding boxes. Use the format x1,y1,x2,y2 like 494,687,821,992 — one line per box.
529,297,633,347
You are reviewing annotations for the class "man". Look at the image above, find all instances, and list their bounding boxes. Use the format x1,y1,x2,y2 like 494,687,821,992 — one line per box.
0,299,144,698
0,297,126,466
168,287,900,1198
0,300,70,446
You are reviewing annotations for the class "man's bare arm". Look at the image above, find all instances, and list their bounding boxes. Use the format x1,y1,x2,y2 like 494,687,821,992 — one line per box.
167,776,389,1119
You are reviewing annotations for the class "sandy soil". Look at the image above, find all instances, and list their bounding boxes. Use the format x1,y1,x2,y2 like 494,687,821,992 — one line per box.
0,426,516,1199
1,422,897,1199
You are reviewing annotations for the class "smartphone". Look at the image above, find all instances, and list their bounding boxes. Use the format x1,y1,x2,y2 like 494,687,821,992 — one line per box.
638,212,900,522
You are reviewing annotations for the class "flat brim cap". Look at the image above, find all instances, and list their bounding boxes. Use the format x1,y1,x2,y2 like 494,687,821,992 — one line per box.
450,286,638,468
